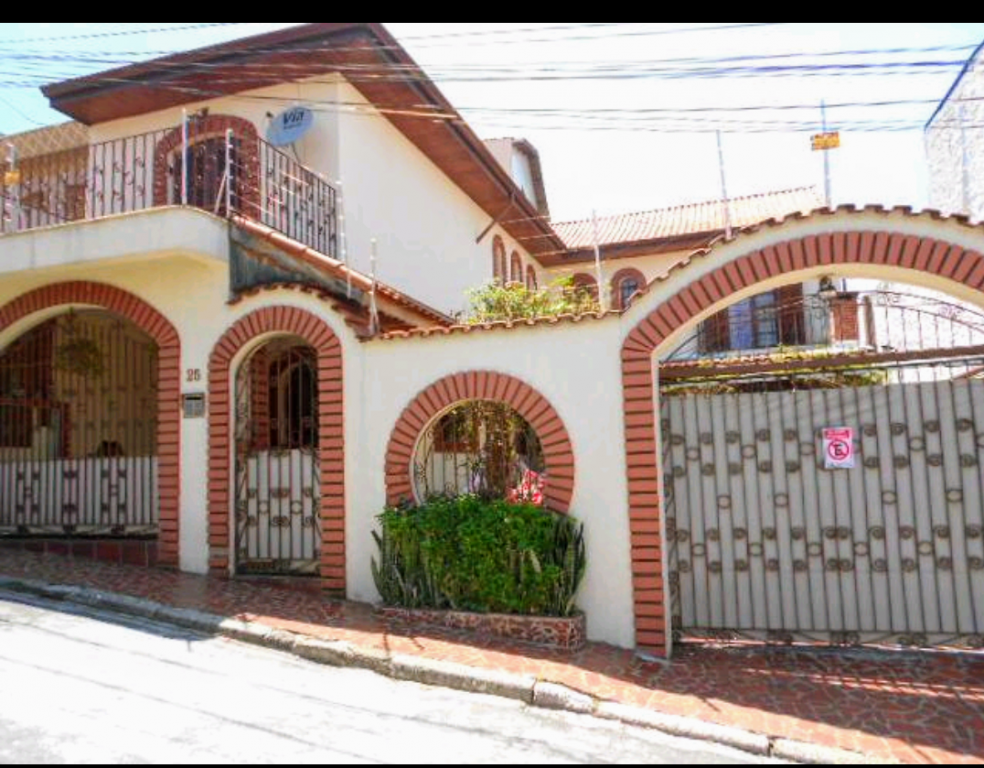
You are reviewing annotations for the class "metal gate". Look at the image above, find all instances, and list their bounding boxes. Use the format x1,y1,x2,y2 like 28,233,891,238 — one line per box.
234,339,321,576
0,311,159,535
661,357,984,650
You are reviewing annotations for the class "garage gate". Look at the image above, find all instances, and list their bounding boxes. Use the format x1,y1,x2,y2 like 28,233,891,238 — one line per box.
660,355,984,650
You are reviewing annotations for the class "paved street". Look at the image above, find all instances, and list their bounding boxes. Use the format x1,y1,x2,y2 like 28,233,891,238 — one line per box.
0,592,770,765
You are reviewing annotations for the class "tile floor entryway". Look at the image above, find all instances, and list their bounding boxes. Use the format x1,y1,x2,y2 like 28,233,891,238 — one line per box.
0,550,981,765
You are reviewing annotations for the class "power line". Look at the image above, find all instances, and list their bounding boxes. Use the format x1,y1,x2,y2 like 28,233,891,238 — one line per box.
0,22,251,46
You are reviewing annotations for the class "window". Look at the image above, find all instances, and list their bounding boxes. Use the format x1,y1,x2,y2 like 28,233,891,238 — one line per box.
510,252,523,284
611,269,646,310
526,266,538,291
701,290,783,353
171,136,240,214
492,236,507,283
729,292,779,350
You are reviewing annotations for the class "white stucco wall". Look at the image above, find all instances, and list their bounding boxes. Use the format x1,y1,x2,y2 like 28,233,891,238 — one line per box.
355,320,636,649
0,209,364,582
926,53,984,222
0,208,636,647
83,76,539,319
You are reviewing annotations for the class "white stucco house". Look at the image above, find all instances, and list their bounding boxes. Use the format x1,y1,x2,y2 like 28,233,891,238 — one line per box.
2,23,983,657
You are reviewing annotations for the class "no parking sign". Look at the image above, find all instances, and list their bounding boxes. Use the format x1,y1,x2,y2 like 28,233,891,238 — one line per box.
823,427,856,470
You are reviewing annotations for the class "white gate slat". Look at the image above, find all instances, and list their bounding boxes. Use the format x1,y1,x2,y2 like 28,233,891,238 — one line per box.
682,395,710,629
931,380,960,634
842,385,876,634
960,382,984,634
709,393,738,630
780,390,812,630
820,386,849,633
724,391,753,632
766,390,797,632
738,390,770,631
757,390,783,632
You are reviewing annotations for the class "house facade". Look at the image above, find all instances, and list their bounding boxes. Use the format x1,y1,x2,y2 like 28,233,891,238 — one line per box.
2,23,983,657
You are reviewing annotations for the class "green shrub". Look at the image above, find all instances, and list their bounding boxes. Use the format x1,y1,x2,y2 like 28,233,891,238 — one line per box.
371,495,586,617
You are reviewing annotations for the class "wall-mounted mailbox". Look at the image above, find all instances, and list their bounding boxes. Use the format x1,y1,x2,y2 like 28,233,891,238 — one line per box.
182,393,207,420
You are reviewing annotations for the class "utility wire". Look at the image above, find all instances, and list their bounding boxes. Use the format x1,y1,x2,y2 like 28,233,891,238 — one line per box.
0,22,251,46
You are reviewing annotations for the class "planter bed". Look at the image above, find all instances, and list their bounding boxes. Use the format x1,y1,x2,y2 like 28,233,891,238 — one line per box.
376,606,586,651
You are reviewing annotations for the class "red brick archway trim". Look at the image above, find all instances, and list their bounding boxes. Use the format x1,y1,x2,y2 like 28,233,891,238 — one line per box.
0,281,181,567
208,307,345,592
153,114,260,214
385,371,575,513
622,231,984,656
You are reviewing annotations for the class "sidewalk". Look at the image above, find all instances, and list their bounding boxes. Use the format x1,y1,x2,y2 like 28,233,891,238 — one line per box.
0,550,981,765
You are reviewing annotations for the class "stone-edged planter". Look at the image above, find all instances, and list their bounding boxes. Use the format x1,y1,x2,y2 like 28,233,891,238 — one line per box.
377,606,587,652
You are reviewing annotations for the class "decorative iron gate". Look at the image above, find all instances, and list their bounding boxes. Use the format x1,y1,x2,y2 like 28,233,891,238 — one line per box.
0,311,159,535
661,357,984,650
234,339,320,576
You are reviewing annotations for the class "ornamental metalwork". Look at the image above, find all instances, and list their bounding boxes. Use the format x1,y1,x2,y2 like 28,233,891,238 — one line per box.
412,401,545,504
0,311,159,536
234,338,321,576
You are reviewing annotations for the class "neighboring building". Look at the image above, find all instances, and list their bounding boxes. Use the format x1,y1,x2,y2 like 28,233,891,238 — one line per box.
549,188,837,357
926,40,984,221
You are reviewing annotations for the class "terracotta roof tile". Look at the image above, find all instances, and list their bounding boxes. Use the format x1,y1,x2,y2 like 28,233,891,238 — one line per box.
554,187,826,250
230,216,453,328
375,310,622,342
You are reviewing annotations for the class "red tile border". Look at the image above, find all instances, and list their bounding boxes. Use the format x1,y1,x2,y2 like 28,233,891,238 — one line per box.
0,281,181,568
384,372,575,514
208,306,345,594
623,232,984,657
377,607,587,651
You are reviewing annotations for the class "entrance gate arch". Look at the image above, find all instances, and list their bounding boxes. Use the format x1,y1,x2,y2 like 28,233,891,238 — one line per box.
621,210,984,656
0,281,180,567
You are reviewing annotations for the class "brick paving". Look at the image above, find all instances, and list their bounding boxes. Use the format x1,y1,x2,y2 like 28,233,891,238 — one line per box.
0,551,981,765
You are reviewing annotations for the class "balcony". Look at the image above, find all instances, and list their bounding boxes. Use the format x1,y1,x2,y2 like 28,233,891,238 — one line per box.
1,118,338,261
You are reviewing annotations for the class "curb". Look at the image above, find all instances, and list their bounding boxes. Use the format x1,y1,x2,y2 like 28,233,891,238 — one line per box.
0,576,895,764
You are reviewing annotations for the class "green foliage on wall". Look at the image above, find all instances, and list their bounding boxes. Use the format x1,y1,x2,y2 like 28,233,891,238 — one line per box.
372,495,586,618
465,277,600,324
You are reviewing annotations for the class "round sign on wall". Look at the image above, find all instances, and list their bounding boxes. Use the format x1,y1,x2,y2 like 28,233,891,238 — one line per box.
267,106,315,147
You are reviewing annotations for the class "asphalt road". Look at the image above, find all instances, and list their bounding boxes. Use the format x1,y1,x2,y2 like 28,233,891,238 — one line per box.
0,591,775,764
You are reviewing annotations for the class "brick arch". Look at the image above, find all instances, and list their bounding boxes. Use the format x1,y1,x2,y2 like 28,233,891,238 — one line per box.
610,267,647,310
385,372,575,513
621,230,984,657
0,281,181,567
208,306,345,592
153,114,260,213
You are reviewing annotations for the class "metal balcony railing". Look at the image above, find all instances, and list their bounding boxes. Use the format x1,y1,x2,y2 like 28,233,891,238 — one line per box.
1,119,338,260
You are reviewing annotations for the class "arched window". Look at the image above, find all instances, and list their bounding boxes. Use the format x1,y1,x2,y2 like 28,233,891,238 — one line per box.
510,252,523,285
570,273,599,301
492,236,507,283
526,265,539,291
611,268,646,311
171,135,240,214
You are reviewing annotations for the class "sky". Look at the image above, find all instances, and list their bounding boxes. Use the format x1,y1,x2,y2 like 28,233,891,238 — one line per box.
1,22,983,224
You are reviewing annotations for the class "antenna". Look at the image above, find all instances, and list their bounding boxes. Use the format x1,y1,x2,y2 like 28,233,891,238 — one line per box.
592,210,607,311
717,131,733,241
369,239,380,337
